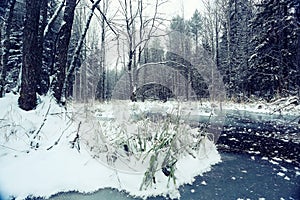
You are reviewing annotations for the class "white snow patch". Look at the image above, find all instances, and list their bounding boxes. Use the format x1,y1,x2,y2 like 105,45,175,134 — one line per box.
269,160,279,165
277,172,285,177
261,157,268,160
280,167,288,172
0,95,221,200
201,181,207,185
272,157,282,162
284,159,292,163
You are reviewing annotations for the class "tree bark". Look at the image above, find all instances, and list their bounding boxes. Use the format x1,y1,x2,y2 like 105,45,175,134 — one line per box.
0,0,16,97
297,3,300,97
36,0,49,95
52,0,76,103
18,0,41,110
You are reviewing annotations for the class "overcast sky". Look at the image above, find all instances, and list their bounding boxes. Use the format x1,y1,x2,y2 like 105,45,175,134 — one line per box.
162,0,204,19
104,0,204,21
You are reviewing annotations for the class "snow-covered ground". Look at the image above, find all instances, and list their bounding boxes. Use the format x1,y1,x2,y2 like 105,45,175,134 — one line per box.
0,94,223,200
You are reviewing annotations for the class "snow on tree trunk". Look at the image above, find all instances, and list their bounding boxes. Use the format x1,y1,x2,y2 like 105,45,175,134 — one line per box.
36,0,49,95
18,0,41,111
0,0,16,97
43,0,65,38
52,0,76,103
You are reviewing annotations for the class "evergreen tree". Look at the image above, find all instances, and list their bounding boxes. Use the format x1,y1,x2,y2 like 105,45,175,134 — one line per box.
250,0,300,99
148,38,164,63
219,0,254,99
169,15,191,56
140,41,164,64
188,9,202,56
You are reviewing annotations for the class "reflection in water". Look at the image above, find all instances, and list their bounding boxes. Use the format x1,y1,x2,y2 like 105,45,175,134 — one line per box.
48,152,300,200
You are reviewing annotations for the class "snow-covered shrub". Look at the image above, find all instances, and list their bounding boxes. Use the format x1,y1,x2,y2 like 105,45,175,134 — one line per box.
80,101,214,191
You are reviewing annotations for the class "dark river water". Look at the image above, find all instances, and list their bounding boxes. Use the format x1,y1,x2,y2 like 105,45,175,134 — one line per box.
44,152,300,200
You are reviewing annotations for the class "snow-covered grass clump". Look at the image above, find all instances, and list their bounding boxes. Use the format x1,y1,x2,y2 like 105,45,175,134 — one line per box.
0,94,221,200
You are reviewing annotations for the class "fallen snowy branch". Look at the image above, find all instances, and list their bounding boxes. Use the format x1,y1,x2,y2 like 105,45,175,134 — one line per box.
70,121,81,152
33,104,51,138
29,104,51,149
49,111,73,115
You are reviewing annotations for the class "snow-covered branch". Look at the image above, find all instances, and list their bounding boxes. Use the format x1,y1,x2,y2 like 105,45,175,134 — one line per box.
61,0,102,103
43,0,66,37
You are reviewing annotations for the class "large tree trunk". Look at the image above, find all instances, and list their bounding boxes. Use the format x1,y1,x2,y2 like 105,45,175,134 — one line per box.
18,0,41,111
36,0,49,95
296,1,300,97
0,0,16,97
52,0,76,103
0,20,3,96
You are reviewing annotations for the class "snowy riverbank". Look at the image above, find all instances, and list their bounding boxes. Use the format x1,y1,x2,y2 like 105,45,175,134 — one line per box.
0,94,222,200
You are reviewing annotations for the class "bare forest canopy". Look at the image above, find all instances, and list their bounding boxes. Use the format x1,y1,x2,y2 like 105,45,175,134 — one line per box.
0,0,299,111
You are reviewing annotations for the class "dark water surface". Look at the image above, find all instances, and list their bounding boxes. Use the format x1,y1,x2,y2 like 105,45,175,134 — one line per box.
45,152,300,200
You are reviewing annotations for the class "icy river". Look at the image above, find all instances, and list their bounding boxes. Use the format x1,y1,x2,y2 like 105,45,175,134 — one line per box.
46,152,300,200
45,110,300,200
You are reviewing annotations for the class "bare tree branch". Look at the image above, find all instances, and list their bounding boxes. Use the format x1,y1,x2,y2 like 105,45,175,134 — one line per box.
43,0,66,37
90,0,118,36
61,0,102,103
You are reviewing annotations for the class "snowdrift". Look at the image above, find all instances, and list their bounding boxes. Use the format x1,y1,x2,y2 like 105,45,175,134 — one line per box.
0,94,221,200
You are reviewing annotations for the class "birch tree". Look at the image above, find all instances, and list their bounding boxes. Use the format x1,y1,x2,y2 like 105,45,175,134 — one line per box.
201,0,224,66
99,0,108,101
